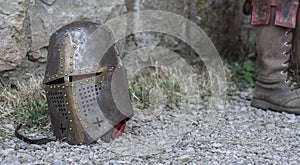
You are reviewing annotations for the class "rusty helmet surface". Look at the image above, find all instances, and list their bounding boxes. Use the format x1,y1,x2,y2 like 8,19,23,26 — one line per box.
43,21,133,145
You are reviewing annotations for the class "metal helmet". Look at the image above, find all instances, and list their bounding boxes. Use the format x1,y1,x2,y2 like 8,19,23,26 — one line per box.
43,21,133,145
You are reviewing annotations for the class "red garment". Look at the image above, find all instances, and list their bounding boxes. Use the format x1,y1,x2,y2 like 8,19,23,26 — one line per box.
251,0,299,28
112,120,127,139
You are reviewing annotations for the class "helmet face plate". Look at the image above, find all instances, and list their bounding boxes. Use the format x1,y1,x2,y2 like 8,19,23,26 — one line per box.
44,21,133,145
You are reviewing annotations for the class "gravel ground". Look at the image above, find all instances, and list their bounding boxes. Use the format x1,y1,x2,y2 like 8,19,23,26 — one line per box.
1,91,299,164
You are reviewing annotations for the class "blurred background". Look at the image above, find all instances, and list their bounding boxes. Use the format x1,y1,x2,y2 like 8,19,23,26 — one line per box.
0,0,256,89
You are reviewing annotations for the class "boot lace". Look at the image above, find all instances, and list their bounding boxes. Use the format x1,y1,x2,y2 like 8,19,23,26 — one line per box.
282,30,300,90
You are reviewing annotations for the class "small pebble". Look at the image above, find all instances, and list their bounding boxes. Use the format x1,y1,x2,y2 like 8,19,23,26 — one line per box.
178,155,192,162
265,124,276,130
186,147,195,153
5,124,15,131
27,144,43,150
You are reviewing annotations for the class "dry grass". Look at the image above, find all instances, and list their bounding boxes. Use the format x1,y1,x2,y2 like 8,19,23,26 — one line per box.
0,66,232,138
0,75,50,137
129,67,213,111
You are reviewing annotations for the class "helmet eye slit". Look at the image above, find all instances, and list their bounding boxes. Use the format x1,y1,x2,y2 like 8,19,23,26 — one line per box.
45,78,65,85
69,72,102,82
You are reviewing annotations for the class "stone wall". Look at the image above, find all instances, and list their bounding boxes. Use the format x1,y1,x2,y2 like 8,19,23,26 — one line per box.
0,0,251,84
0,1,28,71
0,0,127,83
124,0,248,72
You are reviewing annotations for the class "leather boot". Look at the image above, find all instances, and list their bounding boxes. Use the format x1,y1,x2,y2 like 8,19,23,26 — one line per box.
290,7,300,82
251,9,300,115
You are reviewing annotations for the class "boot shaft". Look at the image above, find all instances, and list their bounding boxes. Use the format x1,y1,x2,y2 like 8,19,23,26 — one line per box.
256,9,293,82
290,7,300,81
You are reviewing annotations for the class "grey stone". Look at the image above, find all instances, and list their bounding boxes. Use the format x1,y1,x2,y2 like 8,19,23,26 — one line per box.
265,124,276,130
177,155,192,162
17,152,34,163
124,0,196,72
1,148,14,156
212,143,223,148
4,124,15,131
186,147,195,153
125,0,245,68
27,144,43,150
28,0,126,53
0,0,127,83
1,0,249,85
0,0,28,71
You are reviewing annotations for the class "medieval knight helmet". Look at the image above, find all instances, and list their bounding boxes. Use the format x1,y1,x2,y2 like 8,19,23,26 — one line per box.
43,21,133,145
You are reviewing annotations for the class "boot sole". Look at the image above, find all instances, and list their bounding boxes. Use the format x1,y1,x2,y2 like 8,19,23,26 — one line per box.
251,99,300,115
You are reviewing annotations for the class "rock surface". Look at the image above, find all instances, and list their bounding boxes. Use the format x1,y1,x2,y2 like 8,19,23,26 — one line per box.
27,0,127,63
0,0,127,82
0,0,28,71
0,0,249,84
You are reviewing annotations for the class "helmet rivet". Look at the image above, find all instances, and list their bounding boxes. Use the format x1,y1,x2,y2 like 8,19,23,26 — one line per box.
65,34,68,38
70,62,73,66
70,70,73,73
71,84,74,87
61,65,64,68
85,126,88,128
80,82,83,84
75,101,78,104
73,93,76,96
86,80,89,82
69,128,72,131
64,94,67,97
58,49,61,52
66,84,69,87
48,78,51,80
70,55,73,58
70,120,73,123
57,85,60,88
79,118,82,121
65,74,68,76
60,58,63,60
62,86,65,89
55,75,58,78
73,45,77,49
61,72,64,75
68,111,71,114
66,103,69,105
